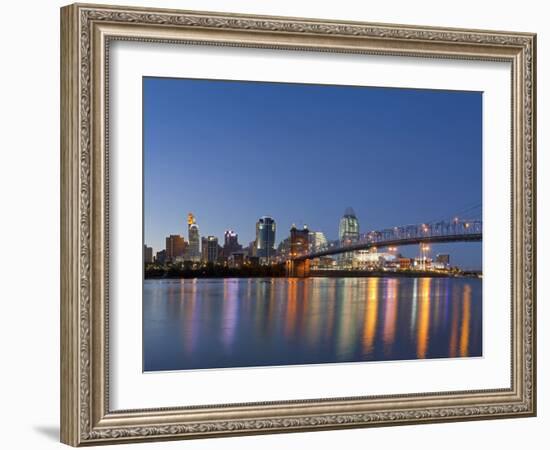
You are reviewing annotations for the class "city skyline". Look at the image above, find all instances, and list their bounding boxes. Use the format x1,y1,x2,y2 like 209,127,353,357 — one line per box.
144,209,480,270
144,77,482,269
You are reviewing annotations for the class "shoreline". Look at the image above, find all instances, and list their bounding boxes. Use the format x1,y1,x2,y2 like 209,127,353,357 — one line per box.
309,270,481,279
144,270,482,280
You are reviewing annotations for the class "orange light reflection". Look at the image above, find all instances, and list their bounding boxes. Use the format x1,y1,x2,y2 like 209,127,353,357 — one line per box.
459,285,472,357
362,278,379,355
416,278,431,359
382,279,399,355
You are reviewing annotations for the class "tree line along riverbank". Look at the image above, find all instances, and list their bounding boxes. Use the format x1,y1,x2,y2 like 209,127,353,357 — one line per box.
144,263,481,279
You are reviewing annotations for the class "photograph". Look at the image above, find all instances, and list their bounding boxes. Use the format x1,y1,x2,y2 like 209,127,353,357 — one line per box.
142,77,483,372
57,2,537,446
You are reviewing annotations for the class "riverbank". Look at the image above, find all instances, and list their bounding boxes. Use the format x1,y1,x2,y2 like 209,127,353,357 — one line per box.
309,270,481,279
144,267,481,279
144,264,286,279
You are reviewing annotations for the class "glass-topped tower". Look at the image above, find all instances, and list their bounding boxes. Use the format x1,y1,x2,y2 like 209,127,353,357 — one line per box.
255,216,276,262
338,207,359,268
339,207,360,244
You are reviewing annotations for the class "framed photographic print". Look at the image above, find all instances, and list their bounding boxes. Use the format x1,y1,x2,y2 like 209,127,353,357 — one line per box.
60,3,537,446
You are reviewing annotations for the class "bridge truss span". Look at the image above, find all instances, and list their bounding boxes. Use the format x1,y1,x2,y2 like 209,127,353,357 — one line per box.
291,219,482,262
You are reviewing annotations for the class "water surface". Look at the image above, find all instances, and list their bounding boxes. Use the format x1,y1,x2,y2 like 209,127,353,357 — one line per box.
143,277,482,371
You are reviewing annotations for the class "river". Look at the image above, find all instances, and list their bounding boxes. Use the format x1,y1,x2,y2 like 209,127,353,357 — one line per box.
143,277,482,371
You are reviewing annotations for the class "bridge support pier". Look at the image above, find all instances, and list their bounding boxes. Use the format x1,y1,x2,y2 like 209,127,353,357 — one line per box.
286,259,310,278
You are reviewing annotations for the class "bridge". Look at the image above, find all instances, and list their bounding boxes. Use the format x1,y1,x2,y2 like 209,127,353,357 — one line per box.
286,219,482,277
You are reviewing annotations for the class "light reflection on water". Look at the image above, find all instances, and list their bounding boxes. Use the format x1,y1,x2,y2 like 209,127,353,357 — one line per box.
143,277,482,372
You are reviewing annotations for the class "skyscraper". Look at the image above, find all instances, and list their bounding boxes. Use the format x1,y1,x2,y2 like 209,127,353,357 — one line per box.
201,236,219,263
155,249,166,265
308,231,328,252
222,230,242,257
339,207,360,244
165,235,187,262
338,207,360,268
187,212,200,261
143,245,153,264
255,216,276,262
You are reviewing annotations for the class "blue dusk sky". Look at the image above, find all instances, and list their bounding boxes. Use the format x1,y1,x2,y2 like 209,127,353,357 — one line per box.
144,77,482,269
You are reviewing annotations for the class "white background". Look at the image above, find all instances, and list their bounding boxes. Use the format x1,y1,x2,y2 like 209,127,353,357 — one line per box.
0,0,547,449
110,42,511,409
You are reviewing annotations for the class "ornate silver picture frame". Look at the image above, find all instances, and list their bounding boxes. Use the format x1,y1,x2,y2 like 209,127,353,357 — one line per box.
61,3,536,446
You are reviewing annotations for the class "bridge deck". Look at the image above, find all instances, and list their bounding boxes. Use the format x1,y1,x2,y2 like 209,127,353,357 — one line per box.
292,232,482,261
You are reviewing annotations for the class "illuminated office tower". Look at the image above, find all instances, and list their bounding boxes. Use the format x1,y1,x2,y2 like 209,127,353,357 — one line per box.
201,236,219,263
339,207,360,244
187,212,200,261
338,207,360,268
308,231,328,252
255,216,276,262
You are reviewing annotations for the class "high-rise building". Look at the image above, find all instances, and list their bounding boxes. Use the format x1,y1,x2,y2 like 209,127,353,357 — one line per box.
255,216,276,261
165,235,187,262
201,236,219,263
144,245,153,264
222,230,242,257
339,207,360,268
339,207,360,244
277,237,291,260
247,241,256,257
155,249,166,265
308,231,328,253
290,224,309,258
186,213,200,261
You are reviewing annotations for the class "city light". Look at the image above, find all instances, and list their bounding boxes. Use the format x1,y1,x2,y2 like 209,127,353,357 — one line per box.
146,210,481,278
